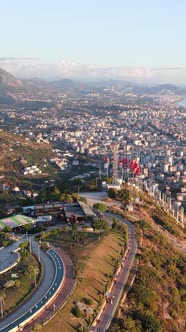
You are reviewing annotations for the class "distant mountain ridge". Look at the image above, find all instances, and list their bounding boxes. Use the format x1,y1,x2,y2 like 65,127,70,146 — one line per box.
22,77,52,88
132,83,186,95
0,67,23,89
0,66,186,96
50,79,186,94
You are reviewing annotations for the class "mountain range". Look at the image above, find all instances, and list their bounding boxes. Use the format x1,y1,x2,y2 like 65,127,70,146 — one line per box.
0,66,186,97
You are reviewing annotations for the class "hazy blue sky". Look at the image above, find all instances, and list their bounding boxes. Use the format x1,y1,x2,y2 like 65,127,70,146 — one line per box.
1,0,186,82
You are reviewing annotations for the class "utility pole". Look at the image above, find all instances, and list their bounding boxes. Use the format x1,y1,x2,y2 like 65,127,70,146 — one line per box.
180,207,184,225
0,297,4,317
123,139,128,183
99,166,101,179
34,269,39,287
29,238,32,253
80,318,85,332
34,269,37,287
96,177,100,187
38,245,41,262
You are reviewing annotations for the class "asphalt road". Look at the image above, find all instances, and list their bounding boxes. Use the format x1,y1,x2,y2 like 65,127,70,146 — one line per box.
90,212,138,332
0,241,57,332
23,247,76,332
0,239,23,274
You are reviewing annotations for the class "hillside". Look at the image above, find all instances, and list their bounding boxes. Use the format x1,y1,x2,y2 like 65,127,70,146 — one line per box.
0,67,23,89
28,196,186,332
108,192,186,332
0,129,52,174
109,222,186,332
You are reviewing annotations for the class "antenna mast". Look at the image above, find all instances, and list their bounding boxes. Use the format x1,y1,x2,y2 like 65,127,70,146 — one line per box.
111,142,119,185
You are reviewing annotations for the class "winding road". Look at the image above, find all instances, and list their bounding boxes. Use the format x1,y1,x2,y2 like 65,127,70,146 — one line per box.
89,212,138,332
0,241,57,332
1,202,183,331
23,247,76,332
0,239,76,332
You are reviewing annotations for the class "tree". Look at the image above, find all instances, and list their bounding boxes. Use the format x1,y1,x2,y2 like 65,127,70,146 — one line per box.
71,193,79,202
112,218,118,229
84,298,93,305
72,223,78,232
71,178,82,186
49,186,61,201
108,188,117,199
73,306,82,318
137,312,161,332
0,190,16,202
102,221,110,232
50,228,59,236
130,283,156,308
22,224,33,232
60,193,66,201
65,194,73,203
138,220,151,229
92,219,100,231
92,219,109,232
20,241,28,251
40,231,47,240
3,226,11,233
118,316,141,332
2,240,9,247
72,223,78,238
117,189,130,203
27,265,34,279
14,280,21,288
41,241,50,250
93,203,106,211
108,322,121,331
62,225,67,232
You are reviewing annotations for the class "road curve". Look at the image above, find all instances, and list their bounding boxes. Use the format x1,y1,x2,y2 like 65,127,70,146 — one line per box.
23,247,76,332
90,212,138,332
0,241,56,332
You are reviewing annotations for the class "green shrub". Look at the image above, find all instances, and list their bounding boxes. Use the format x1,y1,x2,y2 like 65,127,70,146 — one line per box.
73,306,82,318
93,203,107,211
84,298,94,305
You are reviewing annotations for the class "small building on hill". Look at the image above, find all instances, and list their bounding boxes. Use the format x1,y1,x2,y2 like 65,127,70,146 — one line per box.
22,201,95,224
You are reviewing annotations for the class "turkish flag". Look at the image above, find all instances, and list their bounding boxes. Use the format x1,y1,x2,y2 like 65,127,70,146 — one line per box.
122,158,128,165
134,166,141,175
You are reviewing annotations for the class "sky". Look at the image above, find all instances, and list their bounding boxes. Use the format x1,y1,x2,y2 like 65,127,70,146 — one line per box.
1,0,186,83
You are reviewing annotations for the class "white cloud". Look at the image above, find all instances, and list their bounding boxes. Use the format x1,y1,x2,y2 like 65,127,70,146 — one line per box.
0,57,185,84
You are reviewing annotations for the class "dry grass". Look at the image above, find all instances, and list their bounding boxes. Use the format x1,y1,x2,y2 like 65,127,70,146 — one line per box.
40,230,123,332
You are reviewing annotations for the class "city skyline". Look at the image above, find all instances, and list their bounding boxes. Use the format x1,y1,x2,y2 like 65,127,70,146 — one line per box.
1,0,186,83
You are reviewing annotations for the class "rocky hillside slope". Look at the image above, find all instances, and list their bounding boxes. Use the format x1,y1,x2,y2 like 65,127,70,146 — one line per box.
0,67,23,88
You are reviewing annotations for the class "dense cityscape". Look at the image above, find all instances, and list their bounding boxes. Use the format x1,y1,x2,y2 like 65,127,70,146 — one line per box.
0,2,186,332
0,80,185,216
